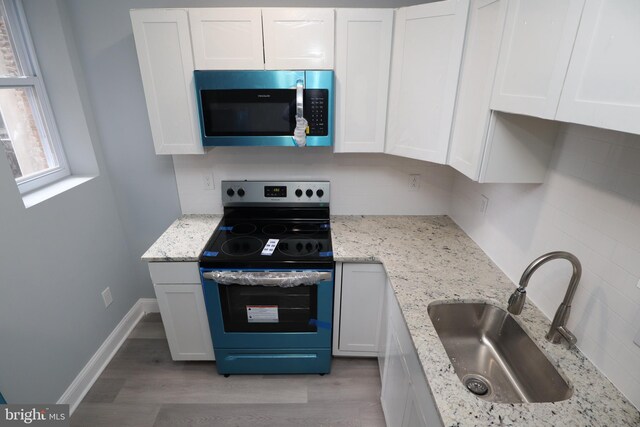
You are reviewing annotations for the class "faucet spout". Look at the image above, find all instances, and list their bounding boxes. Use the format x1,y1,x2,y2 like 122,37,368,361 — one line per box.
507,251,582,346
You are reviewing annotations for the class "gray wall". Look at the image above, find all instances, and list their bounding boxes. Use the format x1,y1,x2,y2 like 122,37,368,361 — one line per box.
0,0,149,403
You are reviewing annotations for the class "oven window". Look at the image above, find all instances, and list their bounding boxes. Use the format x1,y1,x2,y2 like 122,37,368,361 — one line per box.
219,284,318,333
201,89,296,136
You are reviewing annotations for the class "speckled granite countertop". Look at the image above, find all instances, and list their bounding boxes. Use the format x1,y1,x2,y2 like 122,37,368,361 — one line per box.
331,216,640,427
142,214,640,426
141,215,222,261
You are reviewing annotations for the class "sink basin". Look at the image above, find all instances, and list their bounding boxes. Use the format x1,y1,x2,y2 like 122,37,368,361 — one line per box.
428,302,572,403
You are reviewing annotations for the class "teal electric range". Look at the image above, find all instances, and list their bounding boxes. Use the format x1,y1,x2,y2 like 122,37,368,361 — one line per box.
199,181,334,375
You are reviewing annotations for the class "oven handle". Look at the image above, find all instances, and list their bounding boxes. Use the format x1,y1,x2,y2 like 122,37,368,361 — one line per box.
202,271,332,287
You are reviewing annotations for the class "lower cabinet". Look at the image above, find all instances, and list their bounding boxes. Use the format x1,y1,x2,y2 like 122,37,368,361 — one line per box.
337,262,443,426
381,284,443,427
148,262,215,361
333,263,386,357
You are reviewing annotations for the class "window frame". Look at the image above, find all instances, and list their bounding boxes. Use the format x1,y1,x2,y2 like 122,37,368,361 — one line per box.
0,0,69,194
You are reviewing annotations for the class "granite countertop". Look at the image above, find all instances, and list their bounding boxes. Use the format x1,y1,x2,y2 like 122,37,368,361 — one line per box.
142,214,640,426
141,214,222,262
331,216,640,427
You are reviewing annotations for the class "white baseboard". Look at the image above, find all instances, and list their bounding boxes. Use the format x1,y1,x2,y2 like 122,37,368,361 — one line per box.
58,298,158,414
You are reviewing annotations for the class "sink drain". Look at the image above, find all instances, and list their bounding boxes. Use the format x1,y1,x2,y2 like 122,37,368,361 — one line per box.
463,375,490,396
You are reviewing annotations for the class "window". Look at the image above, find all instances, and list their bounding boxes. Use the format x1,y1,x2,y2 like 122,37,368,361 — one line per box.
0,0,68,193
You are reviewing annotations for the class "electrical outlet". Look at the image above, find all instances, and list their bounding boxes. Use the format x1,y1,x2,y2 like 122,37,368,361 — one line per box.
101,287,113,308
202,172,214,190
408,174,421,191
480,195,489,214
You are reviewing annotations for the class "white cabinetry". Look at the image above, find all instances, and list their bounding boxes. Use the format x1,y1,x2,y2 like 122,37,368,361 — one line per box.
490,0,585,120
333,263,386,357
262,8,335,70
188,8,264,70
448,0,560,183
130,9,203,155
334,9,393,153
556,0,640,135
148,262,214,361
381,325,411,427
381,285,442,427
385,0,469,163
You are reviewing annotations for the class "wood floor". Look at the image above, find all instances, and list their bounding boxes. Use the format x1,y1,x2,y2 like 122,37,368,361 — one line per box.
71,313,386,427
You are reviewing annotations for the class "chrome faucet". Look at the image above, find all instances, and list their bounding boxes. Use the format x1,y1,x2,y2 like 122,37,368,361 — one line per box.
507,251,582,346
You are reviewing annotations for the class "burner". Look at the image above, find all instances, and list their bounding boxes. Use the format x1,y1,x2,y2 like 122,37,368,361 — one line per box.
262,224,288,235
291,223,320,235
230,223,257,235
278,238,320,257
221,237,263,256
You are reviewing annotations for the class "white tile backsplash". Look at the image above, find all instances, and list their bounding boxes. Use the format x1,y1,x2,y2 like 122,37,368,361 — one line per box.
450,123,640,409
173,147,454,215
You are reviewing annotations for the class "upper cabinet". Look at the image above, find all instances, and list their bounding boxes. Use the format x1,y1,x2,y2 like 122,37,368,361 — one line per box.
334,9,393,153
385,0,469,164
490,0,585,120
262,8,335,70
556,0,640,135
130,9,203,155
448,0,507,179
131,7,334,155
189,8,264,70
448,0,560,183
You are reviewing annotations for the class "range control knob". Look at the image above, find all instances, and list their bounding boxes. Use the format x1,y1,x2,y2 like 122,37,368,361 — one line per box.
237,188,245,197
226,188,235,197
306,189,313,198
316,189,324,198
295,189,303,198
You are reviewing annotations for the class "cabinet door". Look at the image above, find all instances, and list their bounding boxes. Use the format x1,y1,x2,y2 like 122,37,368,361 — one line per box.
402,388,428,427
385,0,469,163
378,279,390,379
556,0,640,135
130,9,203,155
334,9,393,153
262,8,335,70
490,0,585,120
448,0,508,180
338,263,386,354
154,284,215,361
381,325,411,427
188,8,264,70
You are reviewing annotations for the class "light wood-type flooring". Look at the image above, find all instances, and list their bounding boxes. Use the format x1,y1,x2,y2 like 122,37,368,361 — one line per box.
71,313,386,426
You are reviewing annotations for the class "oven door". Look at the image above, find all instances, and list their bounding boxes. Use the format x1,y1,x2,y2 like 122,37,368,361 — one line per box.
200,269,334,350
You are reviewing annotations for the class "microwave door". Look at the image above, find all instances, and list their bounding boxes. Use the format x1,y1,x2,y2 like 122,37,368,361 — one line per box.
201,89,296,137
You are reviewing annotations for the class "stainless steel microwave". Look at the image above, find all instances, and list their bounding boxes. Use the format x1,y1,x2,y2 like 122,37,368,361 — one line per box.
194,70,334,147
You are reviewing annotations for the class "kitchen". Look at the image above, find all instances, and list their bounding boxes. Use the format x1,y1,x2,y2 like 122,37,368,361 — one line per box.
0,0,639,426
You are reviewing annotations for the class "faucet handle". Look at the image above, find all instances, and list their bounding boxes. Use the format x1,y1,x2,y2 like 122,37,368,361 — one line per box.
507,287,527,315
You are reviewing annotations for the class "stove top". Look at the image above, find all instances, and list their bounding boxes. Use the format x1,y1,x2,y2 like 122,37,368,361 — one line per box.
200,218,332,268
199,181,333,269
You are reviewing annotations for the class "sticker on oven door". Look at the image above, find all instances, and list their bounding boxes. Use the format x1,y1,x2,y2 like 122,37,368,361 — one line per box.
247,305,279,323
260,239,279,256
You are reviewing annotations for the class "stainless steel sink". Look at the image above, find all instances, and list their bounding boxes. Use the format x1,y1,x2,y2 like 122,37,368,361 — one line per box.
428,302,572,403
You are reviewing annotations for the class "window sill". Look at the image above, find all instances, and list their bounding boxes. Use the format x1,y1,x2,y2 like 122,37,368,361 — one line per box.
22,175,96,208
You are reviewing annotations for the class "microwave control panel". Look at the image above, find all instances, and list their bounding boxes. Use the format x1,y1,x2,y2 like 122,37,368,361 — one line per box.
304,89,328,136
